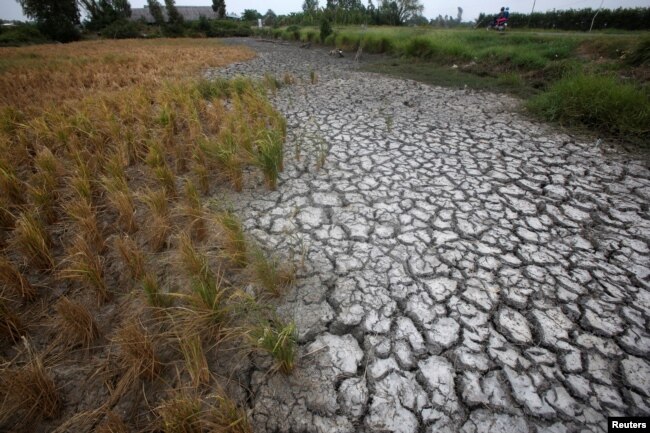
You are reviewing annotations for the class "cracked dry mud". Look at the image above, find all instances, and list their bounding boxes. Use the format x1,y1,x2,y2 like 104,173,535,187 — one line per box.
210,39,650,433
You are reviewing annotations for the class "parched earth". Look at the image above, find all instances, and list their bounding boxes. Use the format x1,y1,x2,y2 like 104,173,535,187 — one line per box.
210,39,650,433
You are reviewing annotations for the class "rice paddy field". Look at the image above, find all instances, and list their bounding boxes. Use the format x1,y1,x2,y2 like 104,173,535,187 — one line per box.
0,39,298,432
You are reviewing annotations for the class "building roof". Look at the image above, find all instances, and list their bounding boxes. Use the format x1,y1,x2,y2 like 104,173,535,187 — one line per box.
130,6,238,23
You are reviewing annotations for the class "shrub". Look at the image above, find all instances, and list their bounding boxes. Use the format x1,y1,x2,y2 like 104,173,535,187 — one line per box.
207,20,252,37
285,25,301,41
0,24,46,46
101,19,142,39
319,19,332,43
627,37,650,66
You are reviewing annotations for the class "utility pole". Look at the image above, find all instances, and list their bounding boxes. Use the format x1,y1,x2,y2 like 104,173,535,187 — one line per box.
528,0,537,27
589,0,605,32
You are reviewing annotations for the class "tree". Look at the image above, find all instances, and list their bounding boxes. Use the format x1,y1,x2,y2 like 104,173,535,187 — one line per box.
147,0,164,25
163,0,183,36
242,9,261,21
212,0,225,19
18,0,80,42
80,0,132,30
302,0,319,24
263,9,277,26
457,6,463,22
164,0,183,25
378,0,422,24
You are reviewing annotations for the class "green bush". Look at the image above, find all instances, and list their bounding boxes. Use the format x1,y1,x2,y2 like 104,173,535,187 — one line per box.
528,73,650,139
319,19,332,43
100,20,142,39
285,25,301,41
207,20,252,37
627,37,650,66
0,24,46,45
403,36,437,59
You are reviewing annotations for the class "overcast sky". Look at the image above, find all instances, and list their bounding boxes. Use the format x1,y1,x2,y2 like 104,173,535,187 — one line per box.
1,0,648,23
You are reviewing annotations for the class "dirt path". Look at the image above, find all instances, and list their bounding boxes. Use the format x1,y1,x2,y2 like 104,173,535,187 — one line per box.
210,38,650,433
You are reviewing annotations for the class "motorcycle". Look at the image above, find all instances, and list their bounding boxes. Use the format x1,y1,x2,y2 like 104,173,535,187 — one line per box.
487,17,508,31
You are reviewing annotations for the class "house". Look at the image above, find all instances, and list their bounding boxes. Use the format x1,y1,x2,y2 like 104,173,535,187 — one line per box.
130,6,239,22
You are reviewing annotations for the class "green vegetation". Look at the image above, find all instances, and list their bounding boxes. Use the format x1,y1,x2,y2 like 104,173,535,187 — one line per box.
527,74,649,139
255,25,648,143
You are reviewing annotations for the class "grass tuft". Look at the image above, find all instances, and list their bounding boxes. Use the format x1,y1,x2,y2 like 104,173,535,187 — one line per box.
114,234,146,280
141,272,172,308
250,318,296,375
60,235,108,303
0,341,60,424
216,211,247,269
254,130,284,191
11,211,54,269
54,296,100,349
156,392,203,433
114,320,161,380
0,257,36,301
0,298,23,343
140,188,172,252
250,248,295,298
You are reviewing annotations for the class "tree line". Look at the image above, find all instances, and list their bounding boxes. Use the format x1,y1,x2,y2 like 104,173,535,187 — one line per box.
477,7,650,31
15,0,229,42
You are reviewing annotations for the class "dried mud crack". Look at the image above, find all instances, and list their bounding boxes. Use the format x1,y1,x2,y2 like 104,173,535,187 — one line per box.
211,38,650,433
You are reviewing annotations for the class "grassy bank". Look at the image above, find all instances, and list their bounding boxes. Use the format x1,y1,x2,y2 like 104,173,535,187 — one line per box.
0,39,298,432
255,25,650,144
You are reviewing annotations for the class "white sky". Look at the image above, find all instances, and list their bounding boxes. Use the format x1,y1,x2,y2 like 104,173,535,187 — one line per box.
1,0,648,23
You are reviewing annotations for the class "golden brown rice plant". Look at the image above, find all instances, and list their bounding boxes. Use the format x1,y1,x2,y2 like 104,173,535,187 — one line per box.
249,318,296,375
0,340,61,425
64,198,105,253
207,394,252,433
113,319,161,381
216,211,247,269
29,183,59,225
68,161,94,204
141,272,172,308
114,234,145,280
156,391,203,433
0,159,25,207
0,197,15,232
108,189,137,233
11,211,54,269
140,188,172,252
54,297,100,349
153,163,177,197
190,151,211,195
178,332,210,387
0,257,36,301
183,180,206,241
60,235,108,303
29,147,63,224
249,248,296,298
199,134,244,192
178,232,212,283
100,156,136,232
0,297,23,343
94,411,129,433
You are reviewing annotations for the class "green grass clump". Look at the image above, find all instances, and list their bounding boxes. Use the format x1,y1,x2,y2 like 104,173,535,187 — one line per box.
626,37,650,66
527,73,650,140
250,248,295,297
251,319,296,375
254,131,284,191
